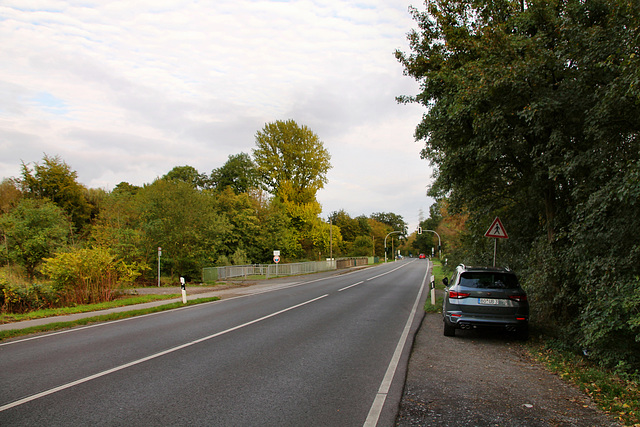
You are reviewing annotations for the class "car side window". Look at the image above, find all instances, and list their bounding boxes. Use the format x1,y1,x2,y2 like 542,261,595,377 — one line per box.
449,271,458,287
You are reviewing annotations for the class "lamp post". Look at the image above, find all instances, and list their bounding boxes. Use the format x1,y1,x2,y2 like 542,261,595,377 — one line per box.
384,231,402,263
424,230,442,259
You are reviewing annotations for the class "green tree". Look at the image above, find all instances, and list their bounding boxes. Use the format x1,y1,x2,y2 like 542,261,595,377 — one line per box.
21,155,91,232
397,0,640,371
163,165,209,190
113,181,141,195
351,235,373,257
370,212,407,234
0,198,70,279
211,186,261,262
254,197,303,261
90,186,146,266
210,153,259,194
252,120,331,204
137,179,227,279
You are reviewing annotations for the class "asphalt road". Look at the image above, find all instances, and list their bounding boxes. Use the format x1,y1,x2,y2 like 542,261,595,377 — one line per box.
0,259,430,426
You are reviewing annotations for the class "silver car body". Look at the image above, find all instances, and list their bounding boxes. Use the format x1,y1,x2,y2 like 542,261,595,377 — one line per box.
442,265,529,338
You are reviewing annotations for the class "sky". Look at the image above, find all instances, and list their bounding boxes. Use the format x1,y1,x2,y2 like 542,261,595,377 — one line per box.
0,0,434,231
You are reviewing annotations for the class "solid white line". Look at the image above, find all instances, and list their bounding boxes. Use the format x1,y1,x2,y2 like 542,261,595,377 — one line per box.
338,281,364,292
363,262,429,427
0,294,329,413
0,300,219,347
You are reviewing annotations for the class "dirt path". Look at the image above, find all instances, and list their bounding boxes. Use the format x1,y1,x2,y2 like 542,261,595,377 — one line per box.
396,313,620,426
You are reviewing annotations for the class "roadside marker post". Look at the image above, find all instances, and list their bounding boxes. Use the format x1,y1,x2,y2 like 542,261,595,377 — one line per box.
180,277,187,304
430,275,436,305
484,217,509,266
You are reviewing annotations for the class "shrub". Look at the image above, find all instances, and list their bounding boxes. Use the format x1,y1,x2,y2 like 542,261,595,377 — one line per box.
0,275,59,314
41,247,145,305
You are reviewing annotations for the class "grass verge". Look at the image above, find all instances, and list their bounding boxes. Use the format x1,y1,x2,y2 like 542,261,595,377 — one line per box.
0,294,180,324
0,297,220,342
424,258,445,313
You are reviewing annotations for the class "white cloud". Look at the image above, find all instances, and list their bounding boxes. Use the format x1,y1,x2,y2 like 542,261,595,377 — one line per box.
0,0,433,229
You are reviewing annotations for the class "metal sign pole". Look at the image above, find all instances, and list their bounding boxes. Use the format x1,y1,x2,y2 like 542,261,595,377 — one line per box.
157,247,162,287
493,239,497,267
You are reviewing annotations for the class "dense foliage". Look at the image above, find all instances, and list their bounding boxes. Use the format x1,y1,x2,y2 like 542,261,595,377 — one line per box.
0,120,406,313
397,0,640,373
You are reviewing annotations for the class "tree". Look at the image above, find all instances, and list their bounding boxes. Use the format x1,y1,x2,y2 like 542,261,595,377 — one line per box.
0,178,22,215
113,181,141,195
211,186,261,262
397,0,640,371
90,186,146,266
137,179,227,279
351,235,373,257
252,120,331,204
21,155,91,232
210,153,260,194
163,165,208,190
0,198,70,279
370,212,407,234
368,218,393,258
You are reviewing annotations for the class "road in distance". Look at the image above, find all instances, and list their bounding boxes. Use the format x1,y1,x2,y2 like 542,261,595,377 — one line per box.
0,259,430,426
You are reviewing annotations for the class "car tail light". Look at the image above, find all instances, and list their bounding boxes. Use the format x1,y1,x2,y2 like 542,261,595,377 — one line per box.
509,295,528,302
449,291,470,299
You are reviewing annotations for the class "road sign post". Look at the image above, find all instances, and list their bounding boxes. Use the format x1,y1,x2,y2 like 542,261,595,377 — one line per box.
273,250,280,276
157,247,162,287
484,217,509,266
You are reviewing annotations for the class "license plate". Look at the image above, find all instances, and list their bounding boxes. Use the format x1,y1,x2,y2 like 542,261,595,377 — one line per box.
479,298,498,305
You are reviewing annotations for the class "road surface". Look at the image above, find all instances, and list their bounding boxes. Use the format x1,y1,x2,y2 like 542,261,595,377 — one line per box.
0,259,429,426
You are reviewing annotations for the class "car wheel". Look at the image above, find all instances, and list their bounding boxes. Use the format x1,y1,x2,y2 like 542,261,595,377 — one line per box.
443,319,456,337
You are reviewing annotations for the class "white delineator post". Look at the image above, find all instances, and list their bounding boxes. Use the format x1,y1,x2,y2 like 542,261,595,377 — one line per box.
180,277,187,304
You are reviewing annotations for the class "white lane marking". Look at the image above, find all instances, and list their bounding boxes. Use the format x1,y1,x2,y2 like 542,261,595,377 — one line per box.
0,300,221,347
2,266,380,347
0,294,329,413
363,262,429,427
366,262,411,281
338,281,364,292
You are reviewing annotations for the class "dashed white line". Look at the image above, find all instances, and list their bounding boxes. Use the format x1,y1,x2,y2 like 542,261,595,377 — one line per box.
0,294,328,413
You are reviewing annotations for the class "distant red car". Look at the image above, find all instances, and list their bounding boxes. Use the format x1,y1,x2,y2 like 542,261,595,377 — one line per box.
419,254,426,259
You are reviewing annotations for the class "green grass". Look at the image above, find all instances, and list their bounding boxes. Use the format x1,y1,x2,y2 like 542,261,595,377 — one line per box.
527,339,640,426
0,294,180,324
0,296,220,342
424,258,445,313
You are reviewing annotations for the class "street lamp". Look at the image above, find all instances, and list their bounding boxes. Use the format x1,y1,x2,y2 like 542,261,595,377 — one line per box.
424,229,442,259
384,231,402,263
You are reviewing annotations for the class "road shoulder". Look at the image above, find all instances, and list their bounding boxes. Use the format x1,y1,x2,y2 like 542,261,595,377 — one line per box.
396,313,620,426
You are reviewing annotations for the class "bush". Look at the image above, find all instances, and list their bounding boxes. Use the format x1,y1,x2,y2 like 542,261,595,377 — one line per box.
1,276,59,314
41,247,144,305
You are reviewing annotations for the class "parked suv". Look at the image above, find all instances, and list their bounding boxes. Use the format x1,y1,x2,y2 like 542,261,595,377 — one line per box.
442,265,529,339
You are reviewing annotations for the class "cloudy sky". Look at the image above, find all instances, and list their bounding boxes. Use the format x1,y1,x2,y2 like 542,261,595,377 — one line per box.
0,0,434,230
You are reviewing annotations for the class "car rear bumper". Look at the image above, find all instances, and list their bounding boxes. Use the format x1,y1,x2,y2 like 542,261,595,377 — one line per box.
444,312,528,330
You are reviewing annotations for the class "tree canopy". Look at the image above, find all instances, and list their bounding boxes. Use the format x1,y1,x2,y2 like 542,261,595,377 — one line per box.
397,0,640,372
21,154,92,232
210,153,259,194
252,119,331,204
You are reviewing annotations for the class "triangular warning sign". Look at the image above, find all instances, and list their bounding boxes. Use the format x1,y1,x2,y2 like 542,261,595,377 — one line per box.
485,217,509,239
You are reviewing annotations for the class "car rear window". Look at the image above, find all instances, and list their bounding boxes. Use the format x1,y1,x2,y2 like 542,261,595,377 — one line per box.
458,272,519,289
